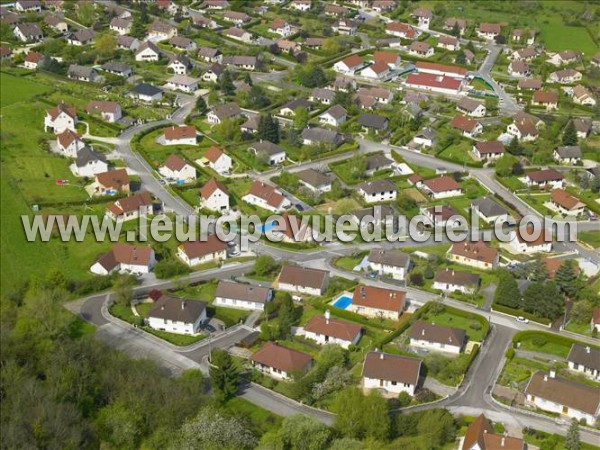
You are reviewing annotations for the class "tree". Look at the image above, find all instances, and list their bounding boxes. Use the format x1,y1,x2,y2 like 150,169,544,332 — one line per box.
277,294,300,338
196,96,208,115
95,33,116,58
506,136,523,156
455,51,466,65
209,349,240,402
173,407,256,450
566,418,581,450
495,154,517,177
275,414,332,450
333,387,390,441
253,254,279,276
522,281,564,320
220,70,235,96
555,260,580,298
322,37,340,55
410,272,424,286
416,409,456,448
113,276,134,306
215,118,241,142
247,85,270,109
294,106,309,130
296,65,327,88
243,71,253,86
77,2,95,26
562,120,578,146
591,175,600,194
257,113,280,143
569,300,592,324
494,270,521,308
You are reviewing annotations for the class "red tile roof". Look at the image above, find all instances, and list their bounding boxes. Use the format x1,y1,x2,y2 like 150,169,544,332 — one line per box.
199,177,228,199
164,125,197,141
450,241,498,265
406,73,462,91
179,234,227,259
352,285,406,313
423,176,461,193
451,114,479,133
251,341,312,373
416,61,468,76
304,314,362,342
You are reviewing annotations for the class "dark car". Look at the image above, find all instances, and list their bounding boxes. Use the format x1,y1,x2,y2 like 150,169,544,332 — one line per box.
295,204,304,211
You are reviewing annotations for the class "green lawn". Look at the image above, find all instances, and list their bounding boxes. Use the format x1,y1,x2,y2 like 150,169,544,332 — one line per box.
418,305,489,342
539,23,598,55
0,72,52,107
142,327,207,346
578,231,600,249
335,253,367,271
513,331,599,358
224,398,282,434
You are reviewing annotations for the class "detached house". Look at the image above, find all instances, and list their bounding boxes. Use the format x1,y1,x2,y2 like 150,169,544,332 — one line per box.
223,10,250,25
117,35,140,51
444,18,467,35
358,180,397,203
457,98,486,117
550,189,585,216
438,35,460,51
385,22,417,39
477,22,501,40
362,351,421,396
408,41,434,58
163,125,197,145
164,74,199,93
215,280,272,311
91,243,155,276
409,321,467,354
571,85,596,106
223,55,257,71
202,63,224,83
367,249,411,281
525,168,564,189
277,265,329,296
14,23,44,42
449,241,499,270
148,20,177,40
86,101,122,123
525,371,600,425
168,54,192,75
148,296,207,335
95,168,130,194
511,46,538,61
548,68,582,84
67,64,98,83
412,7,432,29
203,146,232,174
66,28,94,46
303,311,362,349
358,113,389,133
472,140,504,161
290,0,311,11
249,141,286,166
56,129,84,157
251,342,312,380
301,127,343,146
507,112,541,142
135,41,161,62
333,54,364,74
109,17,132,35
44,15,68,33
242,180,291,212
72,147,108,177
349,285,406,320
129,83,163,102
360,61,390,80
461,414,525,450
319,104,347,127
532,90,558,110
423,176,462,199
433,268,481,295
44,103,77,133
177,235,228,267
224,27,252,43
199,178,229,212
471,197,510,224
572,118,592,139
15,0,42,12
101,62,133,78
297,169,332,193
269,18,292,37
106,192,154,222
567,344,600,381
23,51,44,70
207,102,243,124
508,60,530,77
554,146,581,165
198,47,222,63
159,154,196,183
549,50,581,66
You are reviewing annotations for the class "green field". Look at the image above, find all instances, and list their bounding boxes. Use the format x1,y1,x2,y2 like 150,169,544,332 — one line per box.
0,72,51,108
539,23,598,55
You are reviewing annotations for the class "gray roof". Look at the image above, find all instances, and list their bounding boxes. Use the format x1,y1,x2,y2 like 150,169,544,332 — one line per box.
16,22,43,37
434,268,480,287
136,41,161,55
198,47,221,58
322,104,347,120
567,344,600,372
212,102,242,120
358,113,388,130
76,146,107,168
555,146,582,158
170,53,192,67
301,127,342,144
366,154,394,172
471,196,508,218
368,248,409,268
130,83,162,96
457,97,484,113
215,280,271,304
68,64,96,78
249,140,285,156
101,62,132,74
311,88,335,101
297,169,332,188
69,28,94,43
149,296,207,324
359,180,397,195
416,127,436,140
281,98,311,112
223,55,257,66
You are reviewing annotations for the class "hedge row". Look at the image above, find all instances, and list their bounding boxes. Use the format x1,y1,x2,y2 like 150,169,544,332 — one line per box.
512,330,600,351
492,303,552,326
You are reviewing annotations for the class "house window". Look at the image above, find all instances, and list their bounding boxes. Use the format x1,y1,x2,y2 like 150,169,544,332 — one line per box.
391,381,397,386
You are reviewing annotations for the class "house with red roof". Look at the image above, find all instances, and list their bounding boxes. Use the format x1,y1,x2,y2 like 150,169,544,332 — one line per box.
349,285,406,320
422,176,463,199
525,168,564,189
199,178,229,212
91,243,155,276
385,22,417,39
56,129,85,158
163,125,197,145
251,342,312,380
106,192,153,222
159,154,196,182
44,103,78,133
177,234,227,267
203,146,232,174
302,310,362,348
333,54,364,74
405,73,463,95
242,180,291,212
450,114,483,138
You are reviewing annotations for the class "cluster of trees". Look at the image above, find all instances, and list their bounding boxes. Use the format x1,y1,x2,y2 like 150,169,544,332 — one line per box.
293,64,328,88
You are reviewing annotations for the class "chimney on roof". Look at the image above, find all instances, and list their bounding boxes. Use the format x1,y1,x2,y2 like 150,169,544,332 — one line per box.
380,351,384,360
161,305,165,310
501,437,506,447
549,369,556,379
181,301,186,310
421,328,425,336
325,309,330,324
586,346,591,353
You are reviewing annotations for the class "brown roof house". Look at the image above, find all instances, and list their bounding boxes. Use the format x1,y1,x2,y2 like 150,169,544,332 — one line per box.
303,310,362,349
56,129,85,158
473,140,505,161
148,296,207,335
214,280,272,311
159,154,196,183
433,268,481,295
358,180,398,203
242,180,291,212
177,234,227,267
422,176,463,199
450,114,483,138
362,351,422,396
449,241,499,270
199,178,229,212
44,103,78,133
461,414,525,450
163,125,197,145
507,112,542,142
277,265,329,297
457,97,486,118
524,370,600,425
477,22,501,40
90,243,156,276
348,285,406,320
532,90,558,110
550,189,586,216
202,146,232,174
508,225,552,254
525,168,564,189
95,168,130,195
251,342,312,380
106,191,154,222
86,100,122,123
409,321,467,354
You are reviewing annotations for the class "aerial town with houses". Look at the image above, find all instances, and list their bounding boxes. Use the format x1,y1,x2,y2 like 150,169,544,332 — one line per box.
0,0,599,448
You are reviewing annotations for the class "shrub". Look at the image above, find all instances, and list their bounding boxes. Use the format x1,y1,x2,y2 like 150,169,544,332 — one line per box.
469,321,482,331
532,336,547,347
505,347,515,360
397,391,412,408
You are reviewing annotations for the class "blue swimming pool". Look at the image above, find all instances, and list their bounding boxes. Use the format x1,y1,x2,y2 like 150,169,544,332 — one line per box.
258,221,277,233
333,295,353,310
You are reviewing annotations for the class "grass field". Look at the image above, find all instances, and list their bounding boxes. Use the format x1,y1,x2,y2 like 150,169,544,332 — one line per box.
0,72,51,107
578,231,600,249
539,23,598,55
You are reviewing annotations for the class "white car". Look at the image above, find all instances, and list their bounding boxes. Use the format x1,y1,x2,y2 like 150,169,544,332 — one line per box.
516,316,529,324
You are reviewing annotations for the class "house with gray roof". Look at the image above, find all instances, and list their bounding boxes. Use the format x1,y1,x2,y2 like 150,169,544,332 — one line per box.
365,154,394,175
297,169,332,193
301,127,343,146
358,113,389,133
147,296,207,335
101,62,133,78
67,64,99,83
471,197,510,224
